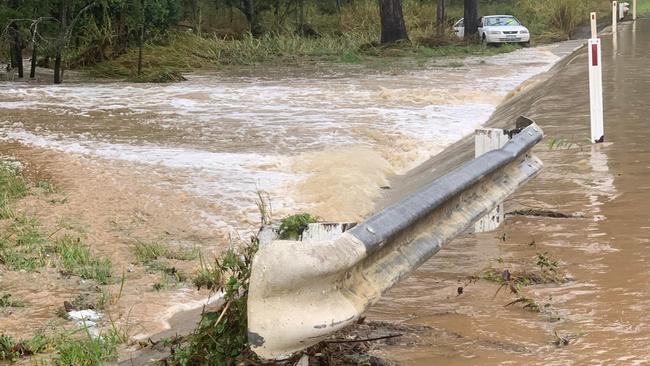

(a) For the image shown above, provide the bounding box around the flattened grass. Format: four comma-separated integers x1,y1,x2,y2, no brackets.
133,242,198,264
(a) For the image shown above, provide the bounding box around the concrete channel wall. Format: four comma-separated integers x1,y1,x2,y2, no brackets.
247,123,545,360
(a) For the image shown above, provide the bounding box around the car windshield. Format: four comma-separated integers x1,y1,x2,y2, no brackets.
484,16,520,26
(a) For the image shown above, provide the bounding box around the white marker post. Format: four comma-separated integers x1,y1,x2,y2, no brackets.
591,12,598,39
612,1,618,34
633,0,637,20
474,128,509,232
588,38,604,143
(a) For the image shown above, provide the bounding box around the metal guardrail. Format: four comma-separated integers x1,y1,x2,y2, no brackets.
247,122,544,360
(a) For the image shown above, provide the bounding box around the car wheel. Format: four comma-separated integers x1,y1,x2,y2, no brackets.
523,40,531,47
482,34,488,46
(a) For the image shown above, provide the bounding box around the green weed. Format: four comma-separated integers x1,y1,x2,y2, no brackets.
192,253,222,291
0,162,28,209
340,50,361,63
55,236,113,285
54,330,121,366
36,180,59,194
0,332,53,361
134,242,198,264
152,266,187,291
0,215,49,272
536,252,559,273
0,293,26,308
133,242,168,264
174,237,259,365
278,213,318,240
547,137,574,150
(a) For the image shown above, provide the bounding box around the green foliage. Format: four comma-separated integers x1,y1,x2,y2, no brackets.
547,137,572,150
0,325,126,364
340,50,361,63
133,242,169,263
0,293,26,308
134,241,199,263
54,329,122,366
535,251,559,273
175,237,259,365
152,266,187,291
0,331,53,361
36,180,59,194
278,213,317,240
638,0,650,15
55,236,113,284
0,162,27,211
0,214,49,272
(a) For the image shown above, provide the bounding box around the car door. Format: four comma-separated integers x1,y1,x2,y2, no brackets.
453,18,464,38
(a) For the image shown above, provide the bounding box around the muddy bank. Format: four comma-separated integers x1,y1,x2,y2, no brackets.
367,19,650,365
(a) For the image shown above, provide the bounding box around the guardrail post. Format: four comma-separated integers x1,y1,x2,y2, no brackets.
474,128,509,232
591,12,598,39
612,1,618,34
588,38,605,143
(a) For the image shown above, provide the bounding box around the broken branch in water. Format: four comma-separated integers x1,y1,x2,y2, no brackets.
324,333,402,344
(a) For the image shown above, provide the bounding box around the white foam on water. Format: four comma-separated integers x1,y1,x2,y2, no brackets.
0,46,561,229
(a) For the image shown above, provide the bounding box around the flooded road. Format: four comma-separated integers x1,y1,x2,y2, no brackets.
368,20,650,365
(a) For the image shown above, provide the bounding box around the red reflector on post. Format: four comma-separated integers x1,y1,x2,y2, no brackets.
592,44,599,66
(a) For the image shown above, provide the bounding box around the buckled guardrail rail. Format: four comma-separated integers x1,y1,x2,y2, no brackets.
248,122,544,360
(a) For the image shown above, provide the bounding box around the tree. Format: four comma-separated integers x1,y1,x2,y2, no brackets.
436,0,445,35
378,0,408,44
53,0,67,84
463,0,478,40
137,0,145,76
7,0,24,78
53,0,99,84
235,0,262,37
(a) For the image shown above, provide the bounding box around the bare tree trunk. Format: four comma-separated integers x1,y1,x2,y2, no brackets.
9,21,24,78
137,0,145,76
54,1,67,84
379,0,408,44
298,0,305,33
30,34,37,78
241,0,262,37
463,0,478,40
436,0,445,35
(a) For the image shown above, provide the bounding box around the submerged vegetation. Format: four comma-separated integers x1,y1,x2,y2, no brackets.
55,236,113,285
1,0,612,82
0,160,127,364
174,236,259,365
0,327,125,364
478,250,567,313
134,241,199,264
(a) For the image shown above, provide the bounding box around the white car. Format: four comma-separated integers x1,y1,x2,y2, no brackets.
453,15,530,45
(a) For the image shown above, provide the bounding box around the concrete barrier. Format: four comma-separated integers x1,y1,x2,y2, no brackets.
247,122,544,360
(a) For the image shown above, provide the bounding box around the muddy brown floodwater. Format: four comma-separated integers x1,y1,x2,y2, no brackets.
1,39,576,346
367,19,650,365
